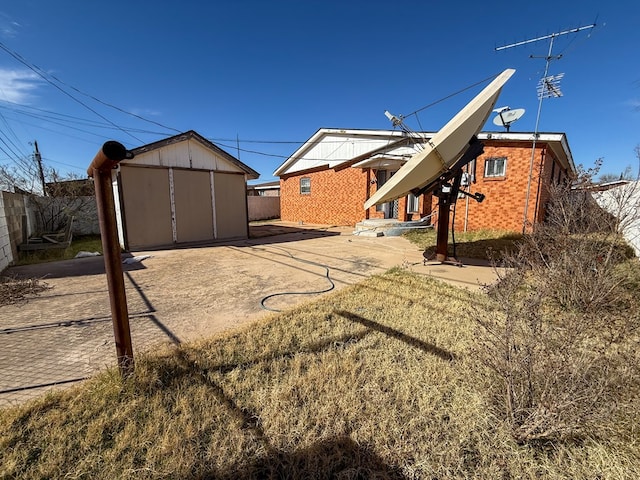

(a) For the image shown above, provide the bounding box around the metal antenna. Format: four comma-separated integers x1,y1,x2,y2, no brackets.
496,23,596,233
384,110,424,151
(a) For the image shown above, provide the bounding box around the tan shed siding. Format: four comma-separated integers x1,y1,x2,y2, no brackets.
173,169,215,243
213,173,248,239
120,166,174,249
280,168,369,226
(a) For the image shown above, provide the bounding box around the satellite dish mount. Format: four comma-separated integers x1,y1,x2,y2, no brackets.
364,68,516,265
412,136,486,265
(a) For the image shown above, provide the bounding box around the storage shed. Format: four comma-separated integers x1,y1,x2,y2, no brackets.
113,130,259,250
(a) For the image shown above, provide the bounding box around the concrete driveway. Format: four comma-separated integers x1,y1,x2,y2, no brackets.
0,222,498,407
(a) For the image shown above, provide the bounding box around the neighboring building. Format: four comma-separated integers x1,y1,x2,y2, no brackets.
592,180,640,257
247,181,281,221
274,128,575,232
247,180,280,196
45,179,95,197
114,130,259,250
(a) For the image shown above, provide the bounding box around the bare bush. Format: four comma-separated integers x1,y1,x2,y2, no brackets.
474,164,640,443
2,163,97,235
0,276,52,306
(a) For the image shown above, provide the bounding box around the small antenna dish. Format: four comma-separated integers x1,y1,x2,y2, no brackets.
492,107,525,132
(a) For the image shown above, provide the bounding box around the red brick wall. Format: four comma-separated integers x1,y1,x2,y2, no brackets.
534,152,568,225
280,167,432,226
280,168,370,225
433,142,553,233
280,141,557,231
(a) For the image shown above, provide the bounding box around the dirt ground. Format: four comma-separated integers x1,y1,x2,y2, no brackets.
0,222,498,406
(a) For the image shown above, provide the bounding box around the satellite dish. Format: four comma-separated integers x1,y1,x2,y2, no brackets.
364,68,515,209
492,107,525,131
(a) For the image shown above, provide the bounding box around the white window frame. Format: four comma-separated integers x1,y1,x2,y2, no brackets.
406,193,419,213
484,157,507,178
300,177,311,195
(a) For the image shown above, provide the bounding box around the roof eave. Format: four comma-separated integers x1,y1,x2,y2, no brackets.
130,130,260,179
273,128,417,177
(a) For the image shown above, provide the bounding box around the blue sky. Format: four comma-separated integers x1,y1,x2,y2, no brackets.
0,1,638,185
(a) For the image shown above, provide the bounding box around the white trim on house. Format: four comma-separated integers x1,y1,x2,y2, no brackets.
274,128,417,177
274,129,575,177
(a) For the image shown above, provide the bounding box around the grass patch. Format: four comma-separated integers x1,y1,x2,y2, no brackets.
1,269,638,479
403,228,522,260
15,235,103,266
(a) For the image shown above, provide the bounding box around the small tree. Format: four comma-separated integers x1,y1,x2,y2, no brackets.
474,162,640,443
1,162,96,235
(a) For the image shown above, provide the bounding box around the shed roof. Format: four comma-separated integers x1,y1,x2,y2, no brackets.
131,130,259,179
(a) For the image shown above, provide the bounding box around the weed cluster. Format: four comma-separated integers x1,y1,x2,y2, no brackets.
474,173,640,443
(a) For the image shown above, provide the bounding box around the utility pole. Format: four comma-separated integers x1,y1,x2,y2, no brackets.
33,140,47,196
496,23,596,233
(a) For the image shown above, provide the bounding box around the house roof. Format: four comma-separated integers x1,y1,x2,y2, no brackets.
247,180,280,190
131,130,259,179
274,128,575,177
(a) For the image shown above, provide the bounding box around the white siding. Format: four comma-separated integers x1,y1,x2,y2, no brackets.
593,181,640,257
285,134,400,174
126,139,242,173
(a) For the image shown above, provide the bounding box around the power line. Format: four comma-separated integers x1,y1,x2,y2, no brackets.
0,110,29,158
41,156,86,172
42,70,182,135
404,72,503,118
0,41,143,144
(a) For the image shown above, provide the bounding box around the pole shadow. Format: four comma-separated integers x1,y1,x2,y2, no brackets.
335,310,455,361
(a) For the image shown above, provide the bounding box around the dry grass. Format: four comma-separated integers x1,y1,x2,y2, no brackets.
1,269,638,479
403,228,522,260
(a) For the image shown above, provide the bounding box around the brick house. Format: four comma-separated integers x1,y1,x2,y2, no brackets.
274,128,575,232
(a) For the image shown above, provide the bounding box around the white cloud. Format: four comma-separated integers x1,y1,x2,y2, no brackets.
0,68,40,103
0,12,20,38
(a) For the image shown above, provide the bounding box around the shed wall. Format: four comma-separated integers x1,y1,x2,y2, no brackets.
119,166,173,249
214,173,248,239
173,169,215,243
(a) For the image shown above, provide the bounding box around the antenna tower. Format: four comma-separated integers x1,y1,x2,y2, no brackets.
496,23,596,233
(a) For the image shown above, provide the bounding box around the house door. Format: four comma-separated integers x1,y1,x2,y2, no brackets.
390,198,399,219
375,170,398,219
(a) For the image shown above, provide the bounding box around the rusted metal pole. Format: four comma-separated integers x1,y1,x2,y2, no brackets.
88,141,135,378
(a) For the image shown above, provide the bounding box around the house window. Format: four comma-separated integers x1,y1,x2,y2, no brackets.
484,157,506,178
300,177,311,194
407,193,419,213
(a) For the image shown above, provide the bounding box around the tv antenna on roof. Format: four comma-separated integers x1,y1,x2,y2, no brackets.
492,106,525,132
495,22,596,233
